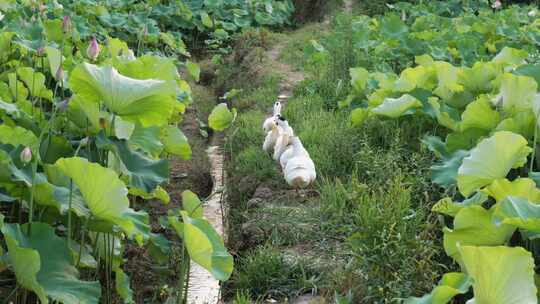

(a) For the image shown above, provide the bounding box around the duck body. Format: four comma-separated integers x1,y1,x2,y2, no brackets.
280,136,308,169
273,118,294,161
284,155,316,188
263,125,281,153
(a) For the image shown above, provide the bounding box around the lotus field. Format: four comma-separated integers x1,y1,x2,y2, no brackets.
3,0,540,303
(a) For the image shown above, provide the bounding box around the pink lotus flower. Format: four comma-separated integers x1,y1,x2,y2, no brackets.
86,36,101,61
62,15,71,33
20,147,32,164
492,0,502,9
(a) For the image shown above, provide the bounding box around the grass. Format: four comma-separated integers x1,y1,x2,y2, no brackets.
277,23,328,70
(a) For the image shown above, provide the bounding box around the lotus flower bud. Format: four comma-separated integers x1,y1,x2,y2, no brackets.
491,0,502,9
55,66,64,81
39,3,46,15
36,47,45,57
20,147,32,164
87,36,101,61
57,98,70,112
529,10,537,17
62,15,71,33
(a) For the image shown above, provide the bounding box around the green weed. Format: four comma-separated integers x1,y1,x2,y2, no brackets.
228,245,319,299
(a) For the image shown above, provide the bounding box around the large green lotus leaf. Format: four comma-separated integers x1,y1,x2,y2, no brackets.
433,192,488,217
40,134,74,164
186,60,200,82
0,98,19,116
0,144,33,184
96,133,168,193
7,73,29,102
495,111,535,139
492,47,528,67
427,98,459,131
350,108,370,127
371,94,422,118
457,131,532,197
107,38,130,59
514,64,540,88
114,267,134,304
182,190,203,219
114,116,135,140
380,14,408,39
493,196,540,233
422,135,450,159
45,46,63,80
128,123,163,156
43,19,63,43
115,55,179,82
208,103,234,131
16,67,53,101
350,67,369,93
2,222,101,304
431,150,470,188
181,211,233,281
54,157,149,241
460,245,536,304
31,172,91,218
446,128,488,153
0,124,38,150
458,62,499,94
496,73,537,114
129,186,170,205
405,272,472,304
0,32,14,62
161,125,191,160
394,65,436,92
69,63,177,126
433,62,464,101
460,95,499,132
482,179,540,204
66,95,103,134
443,206,515,265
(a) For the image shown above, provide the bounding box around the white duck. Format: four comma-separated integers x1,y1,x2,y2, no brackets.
284,141,316,189
262,101,282,132
263,118,280,153
280,136,308,169
273,116,294,161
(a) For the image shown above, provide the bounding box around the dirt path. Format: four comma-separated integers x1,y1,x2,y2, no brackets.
267,44,305,102
187,136,227,304
268,0,352,103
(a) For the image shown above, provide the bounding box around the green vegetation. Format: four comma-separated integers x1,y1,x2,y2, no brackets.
3,0,540,303
0,0,239,302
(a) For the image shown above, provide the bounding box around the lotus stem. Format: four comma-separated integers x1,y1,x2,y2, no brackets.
531,125,538,173
27,158,37,236
67,179,73,248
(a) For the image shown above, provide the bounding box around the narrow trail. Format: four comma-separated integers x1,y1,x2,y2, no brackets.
185,1,354,302
187,135,227,304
